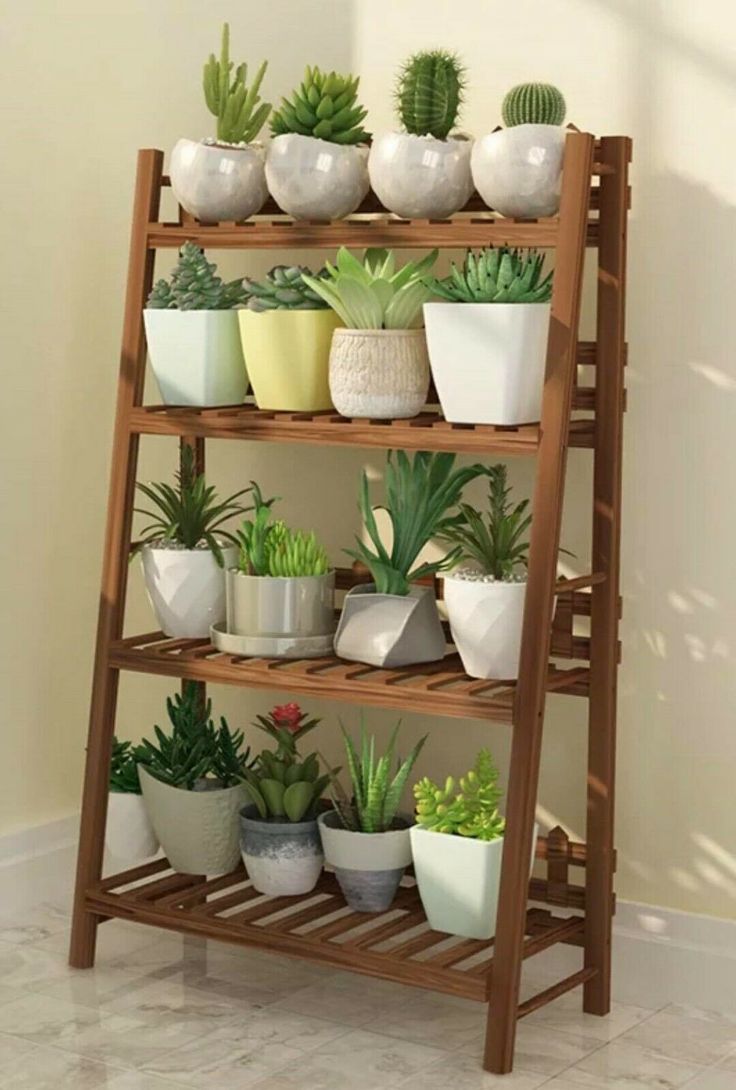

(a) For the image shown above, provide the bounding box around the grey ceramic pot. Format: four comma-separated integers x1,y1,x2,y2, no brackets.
333,583,446,667
318,811,412,913
240,804,323,896
226,570,335,638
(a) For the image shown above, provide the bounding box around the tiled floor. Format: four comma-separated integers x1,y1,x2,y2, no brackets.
0,902,735,1089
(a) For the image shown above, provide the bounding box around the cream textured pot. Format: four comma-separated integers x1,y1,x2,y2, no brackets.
443,575,527,680
240,805,323,896
141,544,237,639
144,310,248,407
266,134,369,220
334,583,446,668
329,328,429,419
368,132,474,219
318,811,412,912
238,309,341,411
471,125,565,219
423,302,550,425
225,570,335,638
106,793,159,863
169,138,268,223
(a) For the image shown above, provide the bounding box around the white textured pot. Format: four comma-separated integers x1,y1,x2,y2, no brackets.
141,544,237,639
334,583,446,668
443,575,526,680
410,823,538,940
318,811,412,912
266,133,369,220
169,138,268,223
369,132,474,219
329,328,429,419
144,310,248,408
423,301,550,425
240,805,323,896
471,125,565,218
139,767,247,875
225,570,335,638
106,792,159,863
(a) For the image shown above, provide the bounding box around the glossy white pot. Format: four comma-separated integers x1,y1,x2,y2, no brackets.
471,125,565,219
106,792,159,863
266,133,369,220
225,569,335,638
144,310,248,407
141,544,237,639
443,575,526,680
423,301,550,425
368,132,473,219
329,328,429,419
169,138,268,223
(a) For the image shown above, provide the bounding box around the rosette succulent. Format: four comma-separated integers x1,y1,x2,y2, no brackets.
271,66,369,145
426,247,552,304
243,265,330,311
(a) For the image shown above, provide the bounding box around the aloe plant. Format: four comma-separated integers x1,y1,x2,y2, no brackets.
439,464,531,580
426,247,552,304
414,748,505,840
203,23,271,144
147,242,248,310
242,704,330,823
110,739,141,794
271,66,369,145
234,484,329,577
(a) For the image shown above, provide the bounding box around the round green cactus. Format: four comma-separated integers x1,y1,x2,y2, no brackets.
501,82,566,127
396,49,466,140
270,66,369,145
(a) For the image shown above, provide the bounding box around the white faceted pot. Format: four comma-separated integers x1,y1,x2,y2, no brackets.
423,301,550,425
266,133,369,220
106,792,159,863
329,328,429,419
369,132,474,219
226,570,335,638
169,138,268,223
144,310,248,408
141,544,237,639
443,575,527,680
334,583,446,668
471,125,565,219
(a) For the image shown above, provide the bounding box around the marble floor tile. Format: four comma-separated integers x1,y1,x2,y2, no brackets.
0,903,70,947
272,969,416,1027
557,1038,706,1088
104,1073,195,1090
37,923,178,964
504,1022,603,1076
680,1069,736,1090
33,966,170,1010
621,1005,736,1067
523,990,657,1042
0,940,80,989
362,989,486,1049
0,993,133,1047
395,1046,550,1089
0,1032,120,1090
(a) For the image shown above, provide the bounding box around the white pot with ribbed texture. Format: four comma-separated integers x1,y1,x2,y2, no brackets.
266,134,369,220
144,309,248,407
443,574,527,680
169,138,268,224
106,793,159,863
471,125,565,218
141,544,237,639
369,132,474,219
329,329,429,419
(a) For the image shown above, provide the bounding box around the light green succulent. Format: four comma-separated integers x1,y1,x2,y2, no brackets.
271,66,369,145
203,23,271,144
243,265,330,311
235,484,329,577
426,247,552,304
414,749,505,841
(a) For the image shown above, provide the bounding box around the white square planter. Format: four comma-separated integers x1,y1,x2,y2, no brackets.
143,309,248,407
443,575,526,680
423,302,551,425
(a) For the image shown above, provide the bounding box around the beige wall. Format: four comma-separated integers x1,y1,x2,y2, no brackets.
2,0,735,921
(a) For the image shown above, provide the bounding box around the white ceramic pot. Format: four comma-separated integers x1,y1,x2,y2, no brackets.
169,138,268,223
106,792,159,863
318,811,412,912
329,328,429,419
443,575,526,680
410,823,539,940
368,132,474,219
225,570,335,638
141,544,237,639
423,301,550,425
471,125,565,219
266,133,369,220
334,583,446,668
144,310,248,408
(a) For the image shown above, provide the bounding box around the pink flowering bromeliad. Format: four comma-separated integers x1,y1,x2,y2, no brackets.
253,702,321,760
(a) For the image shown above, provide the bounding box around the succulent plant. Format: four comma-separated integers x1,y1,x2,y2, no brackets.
242,704,330,823
243,265,330,312
426,247,552,304
501,82,566,128
270,66,369,145
110,739,141,794
202,22,271,144
414,748,505,840
395,49,466,140
439,464,531,580
147,242,248,310
234,483,329,577
253,703,322,761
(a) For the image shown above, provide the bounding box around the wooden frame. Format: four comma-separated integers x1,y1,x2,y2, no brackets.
69,132,630,1075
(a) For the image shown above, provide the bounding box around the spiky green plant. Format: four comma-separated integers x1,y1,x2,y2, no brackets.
147,242,248,310
414,749,505,840
110,739,141,794
426,247,552,304
234,484,329,577
241,704,330,823
243,265,330,311
270,66,369,145
502,82,566,127
202,23,271,144
395,49,466,140
439,464,531,580
267,528,329,577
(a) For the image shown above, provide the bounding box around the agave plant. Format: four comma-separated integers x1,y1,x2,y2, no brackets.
243,265,330,311
439,464,531,580
414,748,505,841
426,247,552,304
147,242,248,311
271,66,369,145
109,739,141,794
202,23,271,145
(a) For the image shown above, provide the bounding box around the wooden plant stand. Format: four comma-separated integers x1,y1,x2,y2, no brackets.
69,132,630,1074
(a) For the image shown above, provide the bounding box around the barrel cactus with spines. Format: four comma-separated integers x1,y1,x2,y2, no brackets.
243,265,330,311
501,82,566,127
396,49,466,140
270,66,369,145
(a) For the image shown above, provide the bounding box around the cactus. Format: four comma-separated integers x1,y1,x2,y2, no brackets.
203,23,271,144
501,82,566,127
242,704,330,823
147,242,248,310
243,265,330,311
270,66,369,145
235,484,330,577
414,749,505,841
426,247,552,304
395,49,466,140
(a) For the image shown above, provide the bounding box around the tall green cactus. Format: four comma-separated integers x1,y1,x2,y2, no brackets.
501,82,566,127
203,23,271,144
396,50,466,140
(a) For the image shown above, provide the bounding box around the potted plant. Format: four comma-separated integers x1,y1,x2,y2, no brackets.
136,684,252,875
302,247,437,419
169,23,271,224
238,265,341,411
411,749,538,939
266,66,370,220
133,447,251,638
423,246,553,425
319,720,426,912
334,450,485,667
439,465,531,680
106,739,159,863
240,703,331,895
471,82,567,219
369,50,473,219
144,241,249,407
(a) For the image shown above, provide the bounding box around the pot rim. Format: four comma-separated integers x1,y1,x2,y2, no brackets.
142,540,237,555
410,823,506,848
143,307,241,318
441,571,528,586
423,301,551,311
138,766,245,798
479,123,565,137
226,568,336,582
344,581,434,601
270,131,369,152
240,803,320,834
333,327,426,338
373,130,473,146
318,810,413,836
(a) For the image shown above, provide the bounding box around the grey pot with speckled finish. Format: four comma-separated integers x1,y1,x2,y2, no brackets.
240,804,323,896
318,810,412,913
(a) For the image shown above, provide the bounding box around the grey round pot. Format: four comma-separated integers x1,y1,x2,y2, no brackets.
226,570,335,638
333,583,446,667
240,804,323,896
318,810,412,913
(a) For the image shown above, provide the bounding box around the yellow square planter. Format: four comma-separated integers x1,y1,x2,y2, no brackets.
238,309,342,411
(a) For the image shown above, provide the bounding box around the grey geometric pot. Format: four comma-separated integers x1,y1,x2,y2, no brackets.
240,804,323,896
318,811,412,913
225,569,335,638
334,583,446,667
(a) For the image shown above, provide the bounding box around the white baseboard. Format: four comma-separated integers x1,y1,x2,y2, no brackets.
0,815,79,914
